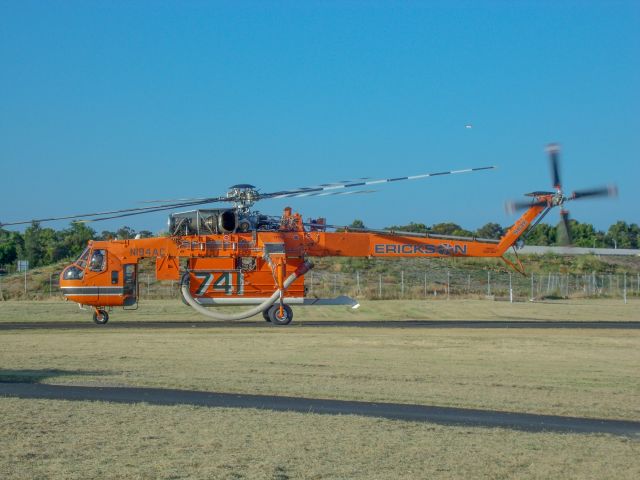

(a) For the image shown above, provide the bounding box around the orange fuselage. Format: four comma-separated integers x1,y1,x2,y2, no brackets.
59,202,545,309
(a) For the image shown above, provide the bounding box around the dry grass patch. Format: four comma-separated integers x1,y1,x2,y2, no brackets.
1,327,639,420
1,398,639,480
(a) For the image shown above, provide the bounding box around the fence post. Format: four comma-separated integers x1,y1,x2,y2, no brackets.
147,274,151,298
378,274,382,298
24,269,27,297
333,274,337,295
447,270,450,300
356,271,361,295
509,272,513,303
487,271,491,296
50,273,53,297
623,272,627,304
530,274,534,300
467,274,471,293
424,273,427,297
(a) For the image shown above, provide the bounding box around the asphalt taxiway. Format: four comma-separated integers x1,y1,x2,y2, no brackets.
1,382,639,437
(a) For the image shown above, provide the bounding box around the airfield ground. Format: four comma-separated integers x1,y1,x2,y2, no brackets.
1,299,639,478
0,297,639,323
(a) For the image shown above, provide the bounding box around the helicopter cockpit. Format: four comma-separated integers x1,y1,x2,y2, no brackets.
62,247,107,280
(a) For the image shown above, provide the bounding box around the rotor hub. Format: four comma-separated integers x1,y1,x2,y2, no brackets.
227,185,260,211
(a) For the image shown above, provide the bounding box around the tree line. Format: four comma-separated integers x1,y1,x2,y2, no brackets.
1,219,639,270
0,223,154,269
368,219,640,249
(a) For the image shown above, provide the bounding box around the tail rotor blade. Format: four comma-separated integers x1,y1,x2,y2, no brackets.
505,199,548,214
559,210,573,245
547,143,562,190
571,185,618,200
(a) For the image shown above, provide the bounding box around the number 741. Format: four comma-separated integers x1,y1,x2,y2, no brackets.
193,272,244,295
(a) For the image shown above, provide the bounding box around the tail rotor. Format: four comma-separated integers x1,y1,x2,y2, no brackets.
506,143,617,245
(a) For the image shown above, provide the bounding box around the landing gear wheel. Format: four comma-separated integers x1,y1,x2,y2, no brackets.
93,309,109,325
262,309,271,322
268,304,293,326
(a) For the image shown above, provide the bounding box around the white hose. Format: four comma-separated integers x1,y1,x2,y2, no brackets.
180,261,313,321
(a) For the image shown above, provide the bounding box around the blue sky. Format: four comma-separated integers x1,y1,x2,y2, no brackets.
1,1,638,233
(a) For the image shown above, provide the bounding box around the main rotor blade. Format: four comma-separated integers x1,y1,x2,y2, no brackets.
547,143,561,190
139,197,213,204
570,185,618,200
296,177,372,190
260,165,496,200
0,197,225,227
558,210,573,245
274,189,377,199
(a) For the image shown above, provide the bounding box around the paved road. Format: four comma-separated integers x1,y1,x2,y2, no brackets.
0,320,639,330
1,382,638,437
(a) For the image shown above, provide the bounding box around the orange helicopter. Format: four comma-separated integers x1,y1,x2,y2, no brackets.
1,144,616,325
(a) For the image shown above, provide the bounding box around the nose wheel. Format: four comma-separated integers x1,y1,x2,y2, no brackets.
93,309,109,325
266,304,293,325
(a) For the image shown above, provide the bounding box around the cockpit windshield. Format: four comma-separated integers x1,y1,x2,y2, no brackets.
76,247,91,268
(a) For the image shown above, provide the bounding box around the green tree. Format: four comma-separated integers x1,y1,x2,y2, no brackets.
349,219,366,229
475,222,504,240
21,222,46,267
606,221,635,249
99,230,117,240
385,222,428,233
0,229,22,266
567,221,597,247
116,226,136,239
38,227,59,264
525,223,556,246
431,222,473,237
61,222,96,258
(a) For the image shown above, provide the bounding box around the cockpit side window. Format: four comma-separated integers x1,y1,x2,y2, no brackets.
76,247,91,268
89,249,107,272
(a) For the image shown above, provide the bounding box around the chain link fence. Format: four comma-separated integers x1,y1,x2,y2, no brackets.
306,269,640,303
1,268,638,302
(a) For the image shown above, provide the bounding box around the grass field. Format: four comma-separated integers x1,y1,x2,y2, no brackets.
0,297,639,323
2,326,639,420
1,398,638,480
1,300,639,478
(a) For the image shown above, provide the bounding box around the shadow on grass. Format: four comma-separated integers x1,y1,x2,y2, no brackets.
0,369,109,384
